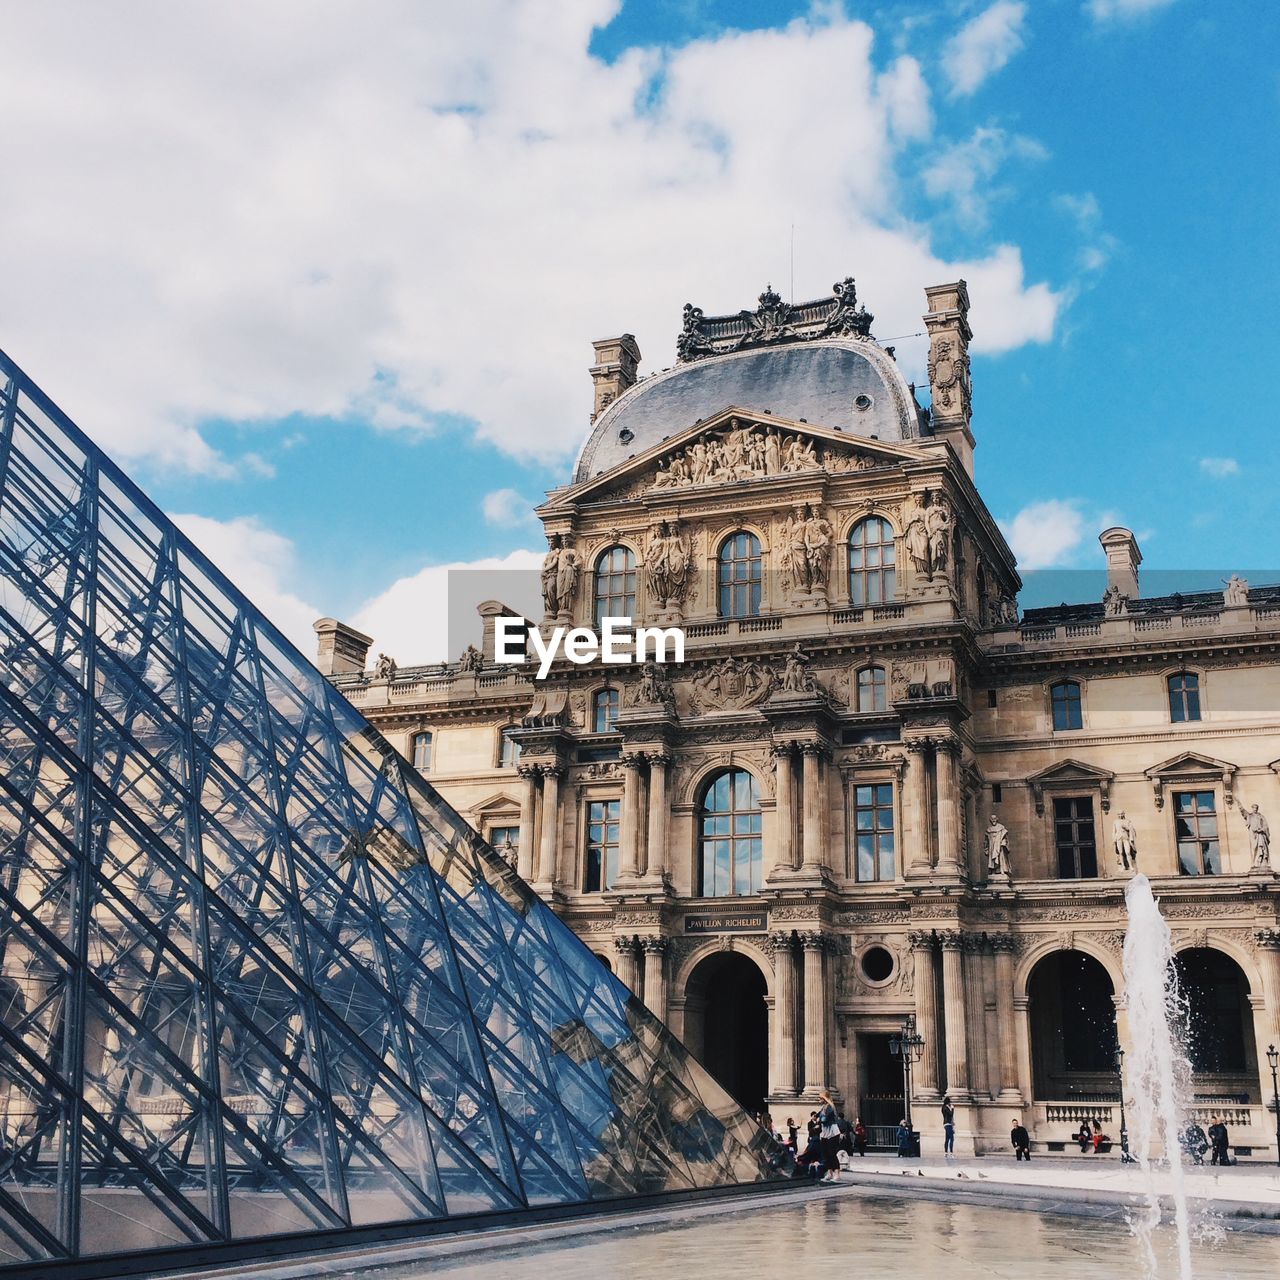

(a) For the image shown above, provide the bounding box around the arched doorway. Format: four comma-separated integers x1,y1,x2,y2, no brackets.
1173,948,1258,1101
684,951,768,1113
1028,951,1118,1099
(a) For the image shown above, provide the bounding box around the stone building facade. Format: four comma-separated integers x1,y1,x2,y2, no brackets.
318,279,1280,1156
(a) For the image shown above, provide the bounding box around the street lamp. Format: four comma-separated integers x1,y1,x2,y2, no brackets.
889,1013,926,1153
1267,1044,1279,1170
1114,1045,1136,1164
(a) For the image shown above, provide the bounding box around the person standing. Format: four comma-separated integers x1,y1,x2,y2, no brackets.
1011,1118,1031,1161
941,1096,956,1156
1208,1114,1230,1166
853,1118,868,1157
817,1091,842,1183
897,1118,912,1157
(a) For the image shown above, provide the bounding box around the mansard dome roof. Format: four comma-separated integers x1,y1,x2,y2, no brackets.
574,281,926,483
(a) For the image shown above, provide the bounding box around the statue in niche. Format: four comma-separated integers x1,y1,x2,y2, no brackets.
905,493,952,580
904,503,931,576
1113,811,1138,872
555,546,581,614
804,505,835,592
925,499,951,575
784,511,811,593
643,521,691,609
1243,804,1271,870
1223,574,1249,608
635,660,675,712
985,814,1011,877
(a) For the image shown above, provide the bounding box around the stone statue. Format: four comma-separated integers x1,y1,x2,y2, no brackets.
925,500,951,575
638,419,847,490
904,503,930,577
803,505,835,592
555,546,581,614
1243,804,1271,869
541,534,564,615
635,659,675,711
644,521,690,609
496,834,517,868
1103,583,1127,616
780,643,818,694
1223,574,1249,608
459,644,483,674
1113,810,1138,871
373,652,397,681
985,814,1011,877
784,511,811,593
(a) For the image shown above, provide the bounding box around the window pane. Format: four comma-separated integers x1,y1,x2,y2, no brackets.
699,768,762,896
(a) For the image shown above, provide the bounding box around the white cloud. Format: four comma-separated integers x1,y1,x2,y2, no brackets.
923,127,1048,228
353,549,545,665
1086,0,1179,21
481,487,537,528
943,2,1027,97
0,3,1062,475
1199,456,1239,478
170,512,322,652
1000,499,1089,569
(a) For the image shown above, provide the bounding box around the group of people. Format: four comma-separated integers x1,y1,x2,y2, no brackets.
756,1093,869,1182
1181,1115,1234,1166
1074,1118,1112,1153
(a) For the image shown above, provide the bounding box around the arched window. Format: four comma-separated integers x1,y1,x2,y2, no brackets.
848,516,896,606
593,687,620,733
411,730,432,771
718,532,762,618
594,545,636,625
699,769,763,896
499,727,521,767
1050,680,1083,731
856,665,887,713
1168,672,1201,723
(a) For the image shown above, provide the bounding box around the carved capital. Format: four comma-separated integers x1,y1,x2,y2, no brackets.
620,751,647,771
641,935,670,956
798,930,827,953
1255,928,1280,952
645,751,674,770
765,931,797,958
908,930,937,951
988,934,1019,955
613,934,641,957
769,740,796,759
799,741,829,760
936,930,965,951
516,763,542,780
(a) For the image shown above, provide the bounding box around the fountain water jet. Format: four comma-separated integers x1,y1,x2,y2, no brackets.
1123,872,1194,1279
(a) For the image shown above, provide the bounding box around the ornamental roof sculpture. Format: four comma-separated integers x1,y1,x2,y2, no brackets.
676,278,875,363
0,349,774,1272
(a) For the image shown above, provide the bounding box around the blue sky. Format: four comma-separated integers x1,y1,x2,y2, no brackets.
1,0,1276,660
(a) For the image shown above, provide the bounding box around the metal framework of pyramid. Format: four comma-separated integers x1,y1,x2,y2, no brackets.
0,351,774,1271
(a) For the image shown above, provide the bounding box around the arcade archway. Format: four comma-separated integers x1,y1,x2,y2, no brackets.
1028,950,1118,1099
1173,947,1258,1100
683,951,769,1113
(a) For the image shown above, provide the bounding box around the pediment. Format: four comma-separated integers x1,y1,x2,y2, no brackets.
470,793,521,816
544,407,925,510
1145,752,1237,809
1027,758,1115,814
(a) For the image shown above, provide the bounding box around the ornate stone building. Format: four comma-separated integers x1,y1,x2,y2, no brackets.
318,279,1280,1156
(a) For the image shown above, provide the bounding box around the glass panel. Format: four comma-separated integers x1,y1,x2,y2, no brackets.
0,355,777,1268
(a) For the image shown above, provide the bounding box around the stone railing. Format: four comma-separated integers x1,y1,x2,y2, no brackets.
989,605,1280,652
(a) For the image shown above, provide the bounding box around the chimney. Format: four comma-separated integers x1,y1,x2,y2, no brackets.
1099,528,1142,600
589,334,640,422
477,599,528,663
313,617,374,676
923,280,974,476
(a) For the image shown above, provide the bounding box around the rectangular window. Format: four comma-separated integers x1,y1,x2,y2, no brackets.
499,729,521,767
991,782,1003,804
1051,682,1083,731
1053,796,1097,879
411,731,432,771
853,783,895,882
489,824,519,862
584,799,621,892
1174,790,1220,875
1168,673,1201,723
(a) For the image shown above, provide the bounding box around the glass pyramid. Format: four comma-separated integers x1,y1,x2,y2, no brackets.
0,351,774,1269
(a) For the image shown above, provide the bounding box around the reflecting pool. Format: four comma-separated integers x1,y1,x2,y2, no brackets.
338,1192,1279,1280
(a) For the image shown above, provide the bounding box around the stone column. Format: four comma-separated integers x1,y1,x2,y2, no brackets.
1012,994,1034,1106
535,765,562,889
767,932,798,1096
964,935,991,1098
991,935,1022,1100
800,744,826,872
910,931,940,1097
614,934,642,996
516,764,539,882
904,741,932,876
800,931,829,1092
642,937,668,1021
934,740,963,877
939,931,970,1100
770,743,796,876
644,753,671,881
1256,930,1280,1050
618,752,645,880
